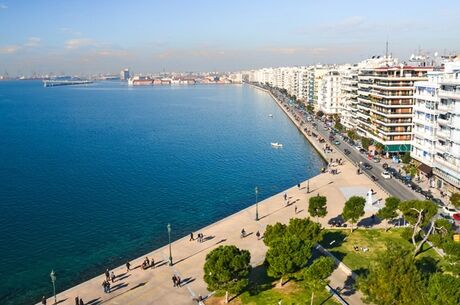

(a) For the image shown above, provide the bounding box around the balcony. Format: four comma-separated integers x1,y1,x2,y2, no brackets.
438,90,460,99
438,117,453,125
438,102,455,112
437,129,451,140
412,116,436,126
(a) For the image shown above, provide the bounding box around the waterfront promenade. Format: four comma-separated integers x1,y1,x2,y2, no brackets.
39,87,386,305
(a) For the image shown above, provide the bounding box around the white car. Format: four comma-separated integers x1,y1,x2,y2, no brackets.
381,171,391,179
442,206,459,216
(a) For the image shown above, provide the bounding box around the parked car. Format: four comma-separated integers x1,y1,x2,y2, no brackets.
442,206,458,216
432,198,444,207
355,145,363,151
334,140,340,145
359,148,367,154
372,157,381,163
453,213,460,221
344,149,351,155
381,171,391,179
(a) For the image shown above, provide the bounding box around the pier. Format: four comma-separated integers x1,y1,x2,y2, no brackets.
43,80,93,87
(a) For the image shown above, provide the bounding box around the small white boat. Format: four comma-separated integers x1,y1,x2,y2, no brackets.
268,114,273,117
271,142,283,148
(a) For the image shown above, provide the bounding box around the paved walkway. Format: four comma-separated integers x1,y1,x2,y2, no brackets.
40,87,385,305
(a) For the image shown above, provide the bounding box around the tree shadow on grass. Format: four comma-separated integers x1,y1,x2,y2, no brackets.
320,230,347,249
246,264,277,296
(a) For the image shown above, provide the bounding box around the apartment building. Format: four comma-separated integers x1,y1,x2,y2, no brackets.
317,70,341,115
412,61,460,193
356,58,432,155
339,65,358,129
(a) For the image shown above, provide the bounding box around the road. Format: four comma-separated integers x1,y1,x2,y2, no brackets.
270,90,422,202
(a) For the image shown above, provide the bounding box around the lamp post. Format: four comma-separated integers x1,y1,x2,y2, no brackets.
50,270,57,305
255,186,259,221
167,223,173,266
307,179,310,194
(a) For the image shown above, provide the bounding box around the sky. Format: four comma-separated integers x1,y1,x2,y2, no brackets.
1,0,459,75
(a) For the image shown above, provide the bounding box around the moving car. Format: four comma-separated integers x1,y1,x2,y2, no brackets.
362,162,373,170
381,171,391,179
344,149,351,155
333,140,340,145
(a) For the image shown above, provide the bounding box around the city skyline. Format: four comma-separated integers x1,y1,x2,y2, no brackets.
1,0,460,75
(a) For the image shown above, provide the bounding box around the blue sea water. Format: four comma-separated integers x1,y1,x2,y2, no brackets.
0,81,325,304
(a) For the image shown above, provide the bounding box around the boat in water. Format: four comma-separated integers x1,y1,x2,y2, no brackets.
271,142,283,148
268,114,273,117
43,79,93,87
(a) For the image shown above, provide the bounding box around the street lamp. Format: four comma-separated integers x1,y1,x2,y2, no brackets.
50,270,57,305
307,179,310,194
167,223,173,266
255,186,259,221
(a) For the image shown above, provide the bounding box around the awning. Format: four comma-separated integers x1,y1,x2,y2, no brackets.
383,144,412,152
418,163,433,176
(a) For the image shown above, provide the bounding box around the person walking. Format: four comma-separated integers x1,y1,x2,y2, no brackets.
41,296,47,305
189,232,194,241
126,261,131,272
111,271,116,283
176,275,181,287
79,298,84,305
151,257,155,268
294,205,298,214
284,193,287,201
256,231,261,240
75,296,79,305
172,275,177,287
240,228,246,238
105,269,110,282
106,281,111,293
102,280,107,293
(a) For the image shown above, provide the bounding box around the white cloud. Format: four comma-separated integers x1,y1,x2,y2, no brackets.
24,37,41,47
0,4,7,9
0,45,21,54
65,38,96,49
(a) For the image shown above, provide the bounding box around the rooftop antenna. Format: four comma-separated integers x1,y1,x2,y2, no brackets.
385,37,389,59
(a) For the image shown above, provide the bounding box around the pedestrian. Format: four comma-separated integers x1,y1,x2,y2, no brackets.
126,261,131,272
151,257,155,268
105,269,110,281
189,232,194,241
240,228,246,238
256,231,261,240
176,275,181,287
284,193,287,201
79,298,84,305
111,271,116,283
106,281,111,293
295,205,298,214
75,296,79,305
172,275,177,287
102,280,107,293
297,183,300,189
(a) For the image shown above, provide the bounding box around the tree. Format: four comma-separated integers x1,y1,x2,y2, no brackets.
427,273,460,305
342,196,365,232
301,256,336,305
450,192,460,208
286,218,322,244
375,142,385,153
266,235,313,285
358,244,427,305
263,222,287,247
308,195,328,223
347,130,358,140
401,151,412,164
203,245,251,303
376,196,400,231
399,200,438,256
361,137,372,151
306,104,314,113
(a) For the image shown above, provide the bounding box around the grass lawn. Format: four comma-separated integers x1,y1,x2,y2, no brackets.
206,264,338,305
319,228,444,275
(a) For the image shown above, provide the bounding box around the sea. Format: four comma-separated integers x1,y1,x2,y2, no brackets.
0,81,325,304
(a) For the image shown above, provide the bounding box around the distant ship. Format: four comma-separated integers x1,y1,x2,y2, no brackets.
271,142,283,148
